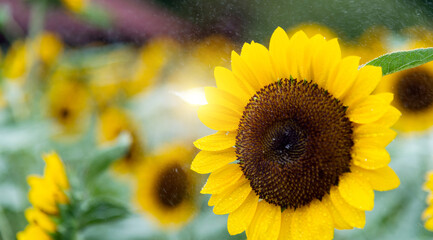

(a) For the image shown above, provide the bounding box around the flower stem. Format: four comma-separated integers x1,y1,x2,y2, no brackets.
0,206,13,240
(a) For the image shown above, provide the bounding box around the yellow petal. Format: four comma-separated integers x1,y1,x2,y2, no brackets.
269,27,290,80
227,191,259,235
423,205,433,220
27,176,67,214
191,148,237,174
327,56,360,99
204,87,245,115
343,65,382,106
300,34,326,81
232,50,262,92
351,166,400,191
43,152,69,190
322,195,353,230
424,172,433,191
290,199,334,240
201,164,244,194
193,131,236,151
213,179,252,214
16,224,52,240
347,93,393,124
241,42,277,87
338,173,374,211
425,218,433,231
198,104,241,131
246,201,281,240
330,187,366,228
352,145,390,170
277,208,294,240
287,31,308,80
311,38,341,88
25,208,56,233
208,177,246,206
371,106,401,128
353,124,397,148
214,66,252,104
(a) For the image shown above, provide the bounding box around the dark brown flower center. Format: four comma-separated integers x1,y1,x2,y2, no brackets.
59,107,70,120
236,79,353,209
155,163,188,208
395,69,433,112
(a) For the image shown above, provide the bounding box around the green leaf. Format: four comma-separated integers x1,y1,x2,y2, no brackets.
84,132,131,183
79,199,129,228
365,47,433,76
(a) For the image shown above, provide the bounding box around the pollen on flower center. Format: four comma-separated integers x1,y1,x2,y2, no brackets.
155,163,188,208
395,69,433,112
236,78,354,209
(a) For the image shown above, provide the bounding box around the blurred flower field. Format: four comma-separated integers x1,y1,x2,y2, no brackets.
2,0,433,240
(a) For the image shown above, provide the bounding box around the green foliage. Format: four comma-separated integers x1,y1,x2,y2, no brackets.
79,199,129,228
83,132,131,184
365,48,433,76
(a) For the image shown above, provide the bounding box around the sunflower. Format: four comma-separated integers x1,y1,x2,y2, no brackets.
375,35,433,132
47,69,90,133
423,171,433,231
17,152,69,240
191,27,401,239
135,145,197,227
98,106,145,173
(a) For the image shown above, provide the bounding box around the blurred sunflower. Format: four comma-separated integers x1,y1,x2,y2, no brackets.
192,27,400,239
423,171,433,231
36,32,64,67
342,26,389,64
17,152,69,240
47,69,90,133
2,32,63,83
98,106,145,173
135,145,197,227
2,40,27,81
62,0,87,13
88,48,135,108
124,38,179,97
375,34,433,132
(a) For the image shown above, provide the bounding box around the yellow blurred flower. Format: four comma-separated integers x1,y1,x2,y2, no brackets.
375,29,433,132
47,69,90,132
17,224,52,240
88,48,135,108
62,0,87,13
135,145,197,227
36,32,63,66
2,40,27,80
124,38,179,96
342,26,389,64
17,152,70,240
98,106,145,173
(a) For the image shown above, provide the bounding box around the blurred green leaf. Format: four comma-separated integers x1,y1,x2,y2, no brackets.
365,47,433,76
81,2,112,28
79,199,129,228
0,5,10,28
84,132,131,183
